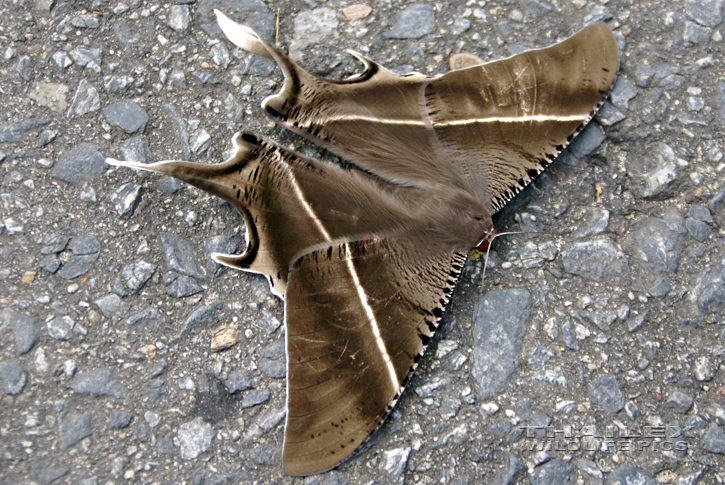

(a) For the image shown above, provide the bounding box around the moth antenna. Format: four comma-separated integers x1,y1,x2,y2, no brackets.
478,229,537,282
481,234,494,283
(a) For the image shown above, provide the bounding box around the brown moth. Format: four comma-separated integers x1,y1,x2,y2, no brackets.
108,11,618,476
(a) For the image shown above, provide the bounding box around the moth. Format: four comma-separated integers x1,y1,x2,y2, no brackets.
108,11,618,476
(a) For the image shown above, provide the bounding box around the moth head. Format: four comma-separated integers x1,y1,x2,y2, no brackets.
476,229,499,253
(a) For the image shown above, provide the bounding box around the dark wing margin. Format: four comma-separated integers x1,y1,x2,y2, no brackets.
283,239,466,475
424,22,619,212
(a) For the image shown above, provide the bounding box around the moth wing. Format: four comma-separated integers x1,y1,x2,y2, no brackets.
217,12,617,210
215,10,463,192
283,238,466,475
107,132,414,297
424,22,619,211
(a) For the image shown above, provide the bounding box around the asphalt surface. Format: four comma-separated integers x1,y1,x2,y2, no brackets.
1,0,725,484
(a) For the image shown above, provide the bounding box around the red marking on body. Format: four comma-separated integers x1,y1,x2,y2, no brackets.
476,229,499,252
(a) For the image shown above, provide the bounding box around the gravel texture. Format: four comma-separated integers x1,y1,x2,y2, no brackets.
1,0,725,483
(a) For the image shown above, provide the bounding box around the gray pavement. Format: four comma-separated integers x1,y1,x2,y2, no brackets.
1,0,725,483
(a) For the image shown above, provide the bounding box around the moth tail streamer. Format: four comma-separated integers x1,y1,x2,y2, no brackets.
214,10,273,59
105,133,261,275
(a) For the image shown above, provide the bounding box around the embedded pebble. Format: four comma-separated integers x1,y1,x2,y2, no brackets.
415,376,449,399
579,310,617,332
66,79,100,119
685,0,724,27
40,234,70,255
46,315,75,340
109,411,133,429
168,5,191,32
225,369,253,394
165,274,203,298
595,101,626,126
94,294,124,319
573,459,602,480
3,218,23,234
69,47,101,72
169,69,186,88
10,55,30,82
385,4,435,39
628,210,687,274
689,204,713,222
121,260,155,291
39,255,61,273
379,447,411,483
160,233,206,280
701,422,725,453
250,443,277,465
29,82,69,113
145,411,160,428
59,412,92,449
0,361,27,395
665,390,694,413
120,136,149,164
627,313,646,333
125,307,164,327
657,67,685,92
110,183,142,218
103,100,150,134
80,187,97,202
606,465,655,485
635,142,678,198
493,453,525,484
259,357,286,379
104,74,134,93
343,4,373,22
70,368,127,399
178,417,213,460
572,207,610,239
0,119,51,143
210,325,237,351
2,310,39,355
52,51,73,70
471,289,530,399
157,176,180,194
51,144,106,184
69,235,100,255
241,389,271,408
530,459,572,485
33,467,69,484
258,309,282,335
624,401,641,421
588,374,623,413
527,344,553,369
182,303,221,334
162,104,191,159
610,77,638,110
685,217,710,241
694,355,716,381
649,277,671,297
57,254,98,280
561,239,629,282
289,8,339,61
262,340,285,360
211,43,231,69
190,129,211,154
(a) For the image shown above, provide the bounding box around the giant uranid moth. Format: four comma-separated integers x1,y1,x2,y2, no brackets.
108,11,618,476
